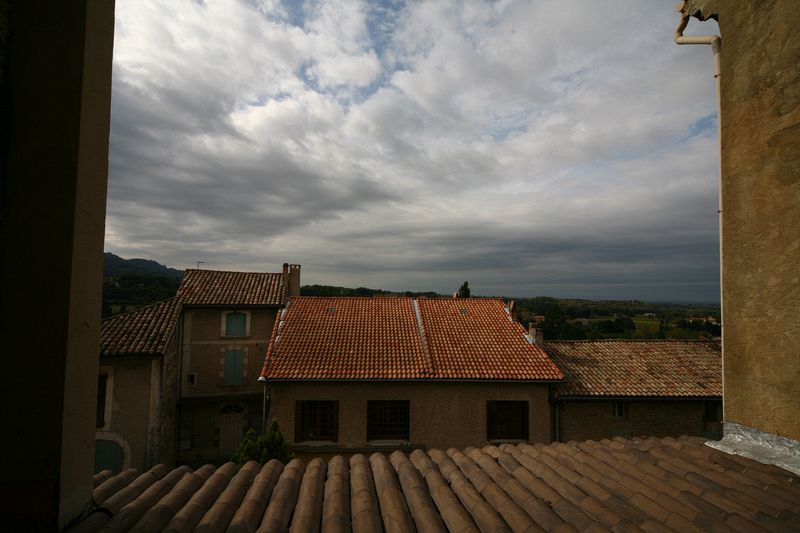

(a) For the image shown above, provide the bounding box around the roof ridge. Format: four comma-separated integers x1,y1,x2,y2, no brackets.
183,268,283,275
101,295,181,323
261,301,290,379
411,299,436,376
546,339,719,343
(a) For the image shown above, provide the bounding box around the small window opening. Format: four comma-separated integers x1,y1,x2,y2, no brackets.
612,402,629,420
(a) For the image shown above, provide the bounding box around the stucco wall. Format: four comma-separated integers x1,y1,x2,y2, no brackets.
268,381,552,451
181,308,277,397
102,357,154,471
682,0,800,440
159,331,181,466
557,400,721,442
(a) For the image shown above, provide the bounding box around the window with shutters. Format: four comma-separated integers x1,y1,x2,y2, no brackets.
296,400,338,442
225,311,247,336
224,350,244,385
486,400,529,441
367,400,410,441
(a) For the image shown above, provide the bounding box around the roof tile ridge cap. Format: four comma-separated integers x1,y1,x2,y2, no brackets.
101,295,181,323
261,302,290,379
411,299,436,376
157,296,184,354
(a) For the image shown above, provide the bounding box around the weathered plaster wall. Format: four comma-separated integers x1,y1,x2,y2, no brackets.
181,308,277,396
558,400,721,442
682,0,800,440
106,357,154,471
269,381,552,451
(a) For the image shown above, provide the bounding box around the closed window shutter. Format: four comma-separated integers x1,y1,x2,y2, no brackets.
226,312,246,336
224,350,244,385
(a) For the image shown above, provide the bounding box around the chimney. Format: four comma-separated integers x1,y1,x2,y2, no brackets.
286,263,301,297
529,323,544,346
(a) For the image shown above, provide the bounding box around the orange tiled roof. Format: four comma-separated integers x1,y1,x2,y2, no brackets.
78,436,800,532
261,297,564,381
546,340,721,398
178,268,285,306
100,297,181,356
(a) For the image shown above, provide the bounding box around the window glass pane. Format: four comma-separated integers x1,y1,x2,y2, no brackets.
224,350,244,385
226,312,246,336
297,401,338,441
367,400,410,441
487,401,528,440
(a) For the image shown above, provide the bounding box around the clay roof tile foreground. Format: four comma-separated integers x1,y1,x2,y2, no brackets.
178,269,286,306
100,297,182,356
262,297,564,381
546,340,722,398
72,436,800,532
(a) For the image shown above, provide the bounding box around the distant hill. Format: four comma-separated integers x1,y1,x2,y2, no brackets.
104,252,184,280
102,253,183,317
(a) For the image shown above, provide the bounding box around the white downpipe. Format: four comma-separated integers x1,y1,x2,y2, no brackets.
674,8,725,422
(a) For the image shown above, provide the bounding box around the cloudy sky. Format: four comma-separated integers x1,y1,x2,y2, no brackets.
106,0,721,302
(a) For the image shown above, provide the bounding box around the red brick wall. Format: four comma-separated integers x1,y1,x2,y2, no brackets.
558,400,721,442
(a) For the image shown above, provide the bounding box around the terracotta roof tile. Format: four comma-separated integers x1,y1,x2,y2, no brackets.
545,340,721,397
100,297,181,356
74,436,800,532
178,269,286,306
262,297,563,381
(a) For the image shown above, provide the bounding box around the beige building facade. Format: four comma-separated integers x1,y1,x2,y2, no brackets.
96,297,182,473
175,266,299,464
681,0,800,443
269,381,553,455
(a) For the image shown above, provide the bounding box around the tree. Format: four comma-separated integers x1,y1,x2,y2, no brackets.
457,281,470,298
231,420,294,465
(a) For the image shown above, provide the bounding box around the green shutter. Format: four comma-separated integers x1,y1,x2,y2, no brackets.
224,350,244,385
226,312,246,336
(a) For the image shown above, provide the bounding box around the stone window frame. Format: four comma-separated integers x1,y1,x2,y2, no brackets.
220,310,251,337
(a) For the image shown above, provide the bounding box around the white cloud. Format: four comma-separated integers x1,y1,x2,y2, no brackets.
106,0,721,301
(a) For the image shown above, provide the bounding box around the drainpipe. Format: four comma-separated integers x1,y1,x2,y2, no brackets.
674,6,725,423
258,376,268,433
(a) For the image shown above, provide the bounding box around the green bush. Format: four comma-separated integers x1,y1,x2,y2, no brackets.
231,419,294,465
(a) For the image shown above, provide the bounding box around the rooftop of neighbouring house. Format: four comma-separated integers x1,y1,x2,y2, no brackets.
177,268,287,306
545,339,722,398
75,435,800,532
100,297,182,356
261,296,564,381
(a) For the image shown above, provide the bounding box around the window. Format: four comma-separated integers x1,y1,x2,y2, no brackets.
367,400,410,441
226,311,247,336
296,400,338,442
224,350,244,385
187,373,196,386
703,401,721,422
96,374,108,428
487,401,529,441
612,402,629,420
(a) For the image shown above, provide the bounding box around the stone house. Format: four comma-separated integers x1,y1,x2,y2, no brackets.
260,296,565,454
546,340,722,442
175,264,300,464
97,297,182,472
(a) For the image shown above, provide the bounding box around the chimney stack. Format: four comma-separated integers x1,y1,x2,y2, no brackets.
285,263,301,297
529,323,544,346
